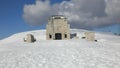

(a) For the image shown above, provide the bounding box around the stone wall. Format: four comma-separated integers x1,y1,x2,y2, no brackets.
84,32,95,41
46,15,70,40
24,34,36,43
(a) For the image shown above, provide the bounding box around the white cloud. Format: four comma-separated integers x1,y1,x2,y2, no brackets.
23,0,53,25
23,0,120,29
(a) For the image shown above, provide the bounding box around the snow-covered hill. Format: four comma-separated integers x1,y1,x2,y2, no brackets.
0,29,120,68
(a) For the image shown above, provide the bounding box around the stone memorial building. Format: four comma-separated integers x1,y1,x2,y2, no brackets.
46,15,70,40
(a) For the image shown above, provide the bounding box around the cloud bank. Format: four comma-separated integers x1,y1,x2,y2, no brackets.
23,0,53,25
23,0,120,29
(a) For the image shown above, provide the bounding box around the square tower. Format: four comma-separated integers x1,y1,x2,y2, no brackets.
46,15,70,40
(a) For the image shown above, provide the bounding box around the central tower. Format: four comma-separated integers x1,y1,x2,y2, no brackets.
46,15,70,40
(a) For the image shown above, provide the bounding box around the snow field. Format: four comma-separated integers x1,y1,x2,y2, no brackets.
0,29,120,68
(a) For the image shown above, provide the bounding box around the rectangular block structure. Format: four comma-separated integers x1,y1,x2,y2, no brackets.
46,15,70,40
84,32,95,41
24,34,36,43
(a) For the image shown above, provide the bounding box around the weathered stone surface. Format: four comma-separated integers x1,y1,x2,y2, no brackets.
24,34,36,43
84,32,95,41
46,15,70,40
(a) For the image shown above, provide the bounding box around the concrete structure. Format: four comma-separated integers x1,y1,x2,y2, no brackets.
24,34,36,43
84,32,95,41
46,15,70,40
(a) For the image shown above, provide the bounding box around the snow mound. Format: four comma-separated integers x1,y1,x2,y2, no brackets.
0,29,120,68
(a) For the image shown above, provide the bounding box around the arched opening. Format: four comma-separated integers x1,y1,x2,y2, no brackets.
55,33,62,40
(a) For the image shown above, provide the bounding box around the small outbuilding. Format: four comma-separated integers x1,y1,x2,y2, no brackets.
84,32,95,41
24,34,36,43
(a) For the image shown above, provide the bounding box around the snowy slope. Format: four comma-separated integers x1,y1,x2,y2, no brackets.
0,29,120,68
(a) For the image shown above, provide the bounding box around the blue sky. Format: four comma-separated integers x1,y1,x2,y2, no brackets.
0,0,119,40
0,0,63,39
93,24,120,34
0,0,35,39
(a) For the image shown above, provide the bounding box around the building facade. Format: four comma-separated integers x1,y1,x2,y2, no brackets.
46,15,70,40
